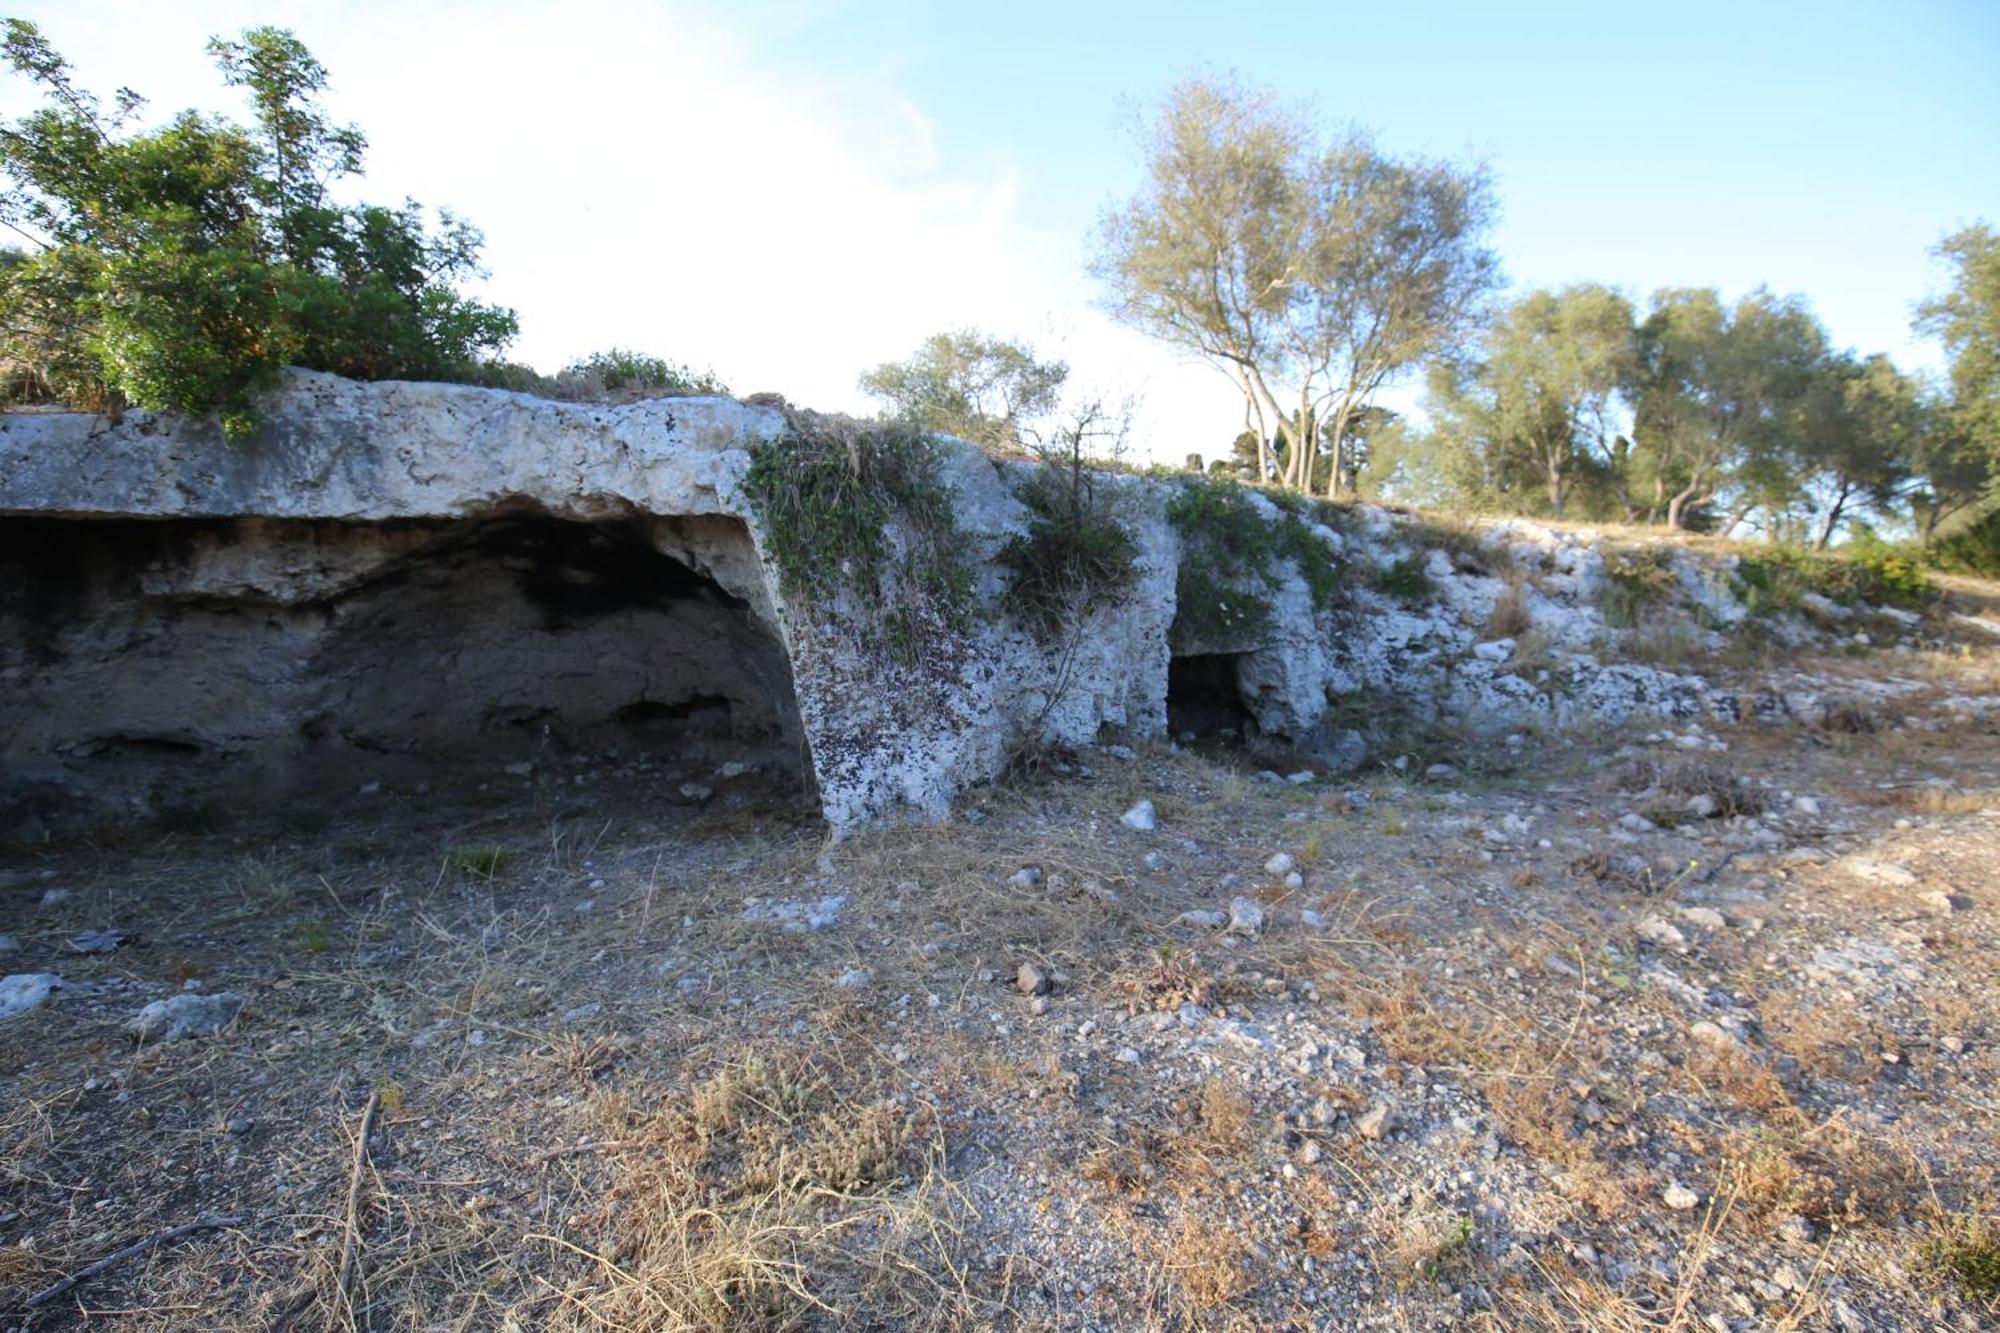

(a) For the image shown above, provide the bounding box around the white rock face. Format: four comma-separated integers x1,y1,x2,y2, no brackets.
0,371,1913,832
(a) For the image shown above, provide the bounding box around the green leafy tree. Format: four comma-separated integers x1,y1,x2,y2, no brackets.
1787,353,1917,547
1905,401,1990,546
1627,288,1825,529
1913,224,2000,534
1427,285,1635,517
858,329,1068,452
0,20,516,435
1094,74,1498,496
1916,224,2000,469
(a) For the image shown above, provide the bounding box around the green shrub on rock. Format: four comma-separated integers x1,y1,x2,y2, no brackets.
0,22,516,435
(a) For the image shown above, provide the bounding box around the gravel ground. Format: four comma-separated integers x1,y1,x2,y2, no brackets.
1,637,1996,1331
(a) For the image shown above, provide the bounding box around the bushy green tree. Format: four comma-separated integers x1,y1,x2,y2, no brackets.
1786,354,1917,547
858,329,1067,453
1917,224,2000,467
1424,285,1635,517
0,21,515,435
1913,224,1999,539
1627,288,1825,529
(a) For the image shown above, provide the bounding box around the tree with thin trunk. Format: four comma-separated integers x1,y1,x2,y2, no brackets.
1788,353,1916,548
1628,288,1824,530
1431,285,1634,517
1092,74,1498,496
1914,223,2000,527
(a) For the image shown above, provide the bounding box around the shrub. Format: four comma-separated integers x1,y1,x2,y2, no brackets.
446,844,510,878
0,23,516,435
1167,477,1344,647
739,413,975,658
1598,548,1679,627
1737,543,1935,614
997,467,1139,638
1928,509,2000,579
1374,554,1435,605
494,348,729,404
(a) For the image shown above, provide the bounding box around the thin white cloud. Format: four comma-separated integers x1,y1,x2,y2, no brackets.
2,0,1251,463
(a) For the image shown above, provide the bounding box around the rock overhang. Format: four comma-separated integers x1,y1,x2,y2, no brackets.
0,370,1907,836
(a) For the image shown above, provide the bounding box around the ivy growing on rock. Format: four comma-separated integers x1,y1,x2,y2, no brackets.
1166,477,1345,648
740,413,975,660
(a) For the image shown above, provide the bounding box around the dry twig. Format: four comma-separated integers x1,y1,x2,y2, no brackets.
27,1214,246,1309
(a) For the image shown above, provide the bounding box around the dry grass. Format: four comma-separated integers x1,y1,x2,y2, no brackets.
1485,577,1534,639
3,637,1998,1330
1613,758,1769,819
1894,784,2000,815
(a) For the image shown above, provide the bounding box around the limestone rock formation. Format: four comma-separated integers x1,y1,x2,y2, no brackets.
0,370,1922,835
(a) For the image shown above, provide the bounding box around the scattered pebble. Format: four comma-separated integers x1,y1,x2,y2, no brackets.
0,973,61,1021
1119,800,1157,832
127,991,245,1042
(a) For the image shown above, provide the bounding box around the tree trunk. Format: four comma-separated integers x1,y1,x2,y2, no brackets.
1719,503,1758,538
1323,400,1355,500
1815,481,1852,549
1666,478,1707,531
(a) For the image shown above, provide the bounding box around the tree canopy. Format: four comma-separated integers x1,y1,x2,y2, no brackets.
0,21,515,435
858,329,1068,453
1094,74,1498,496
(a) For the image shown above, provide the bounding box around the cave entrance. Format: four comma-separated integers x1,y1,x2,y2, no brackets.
0,509,811,831
311,510,806,784
1166,653,1257,744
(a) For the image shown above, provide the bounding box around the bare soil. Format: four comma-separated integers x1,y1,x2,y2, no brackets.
2,626,1997,1330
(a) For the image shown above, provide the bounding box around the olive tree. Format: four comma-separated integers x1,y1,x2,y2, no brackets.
1093,74,1498,496
1628,288,1825,529
1430,284,1635,516
858,329,1068,453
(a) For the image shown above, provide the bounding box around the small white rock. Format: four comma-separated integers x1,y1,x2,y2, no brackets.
127,991,244,1041
833,967,873,990
1263,853,1296,877
1662,1181,1701,1211
1120,800,1158,832
0,973,61,1020
1636,915,1687,949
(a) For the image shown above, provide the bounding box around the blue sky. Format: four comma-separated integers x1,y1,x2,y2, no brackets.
7,0,1997,460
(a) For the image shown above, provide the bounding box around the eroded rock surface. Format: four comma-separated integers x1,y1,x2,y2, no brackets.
0,370,1949,833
